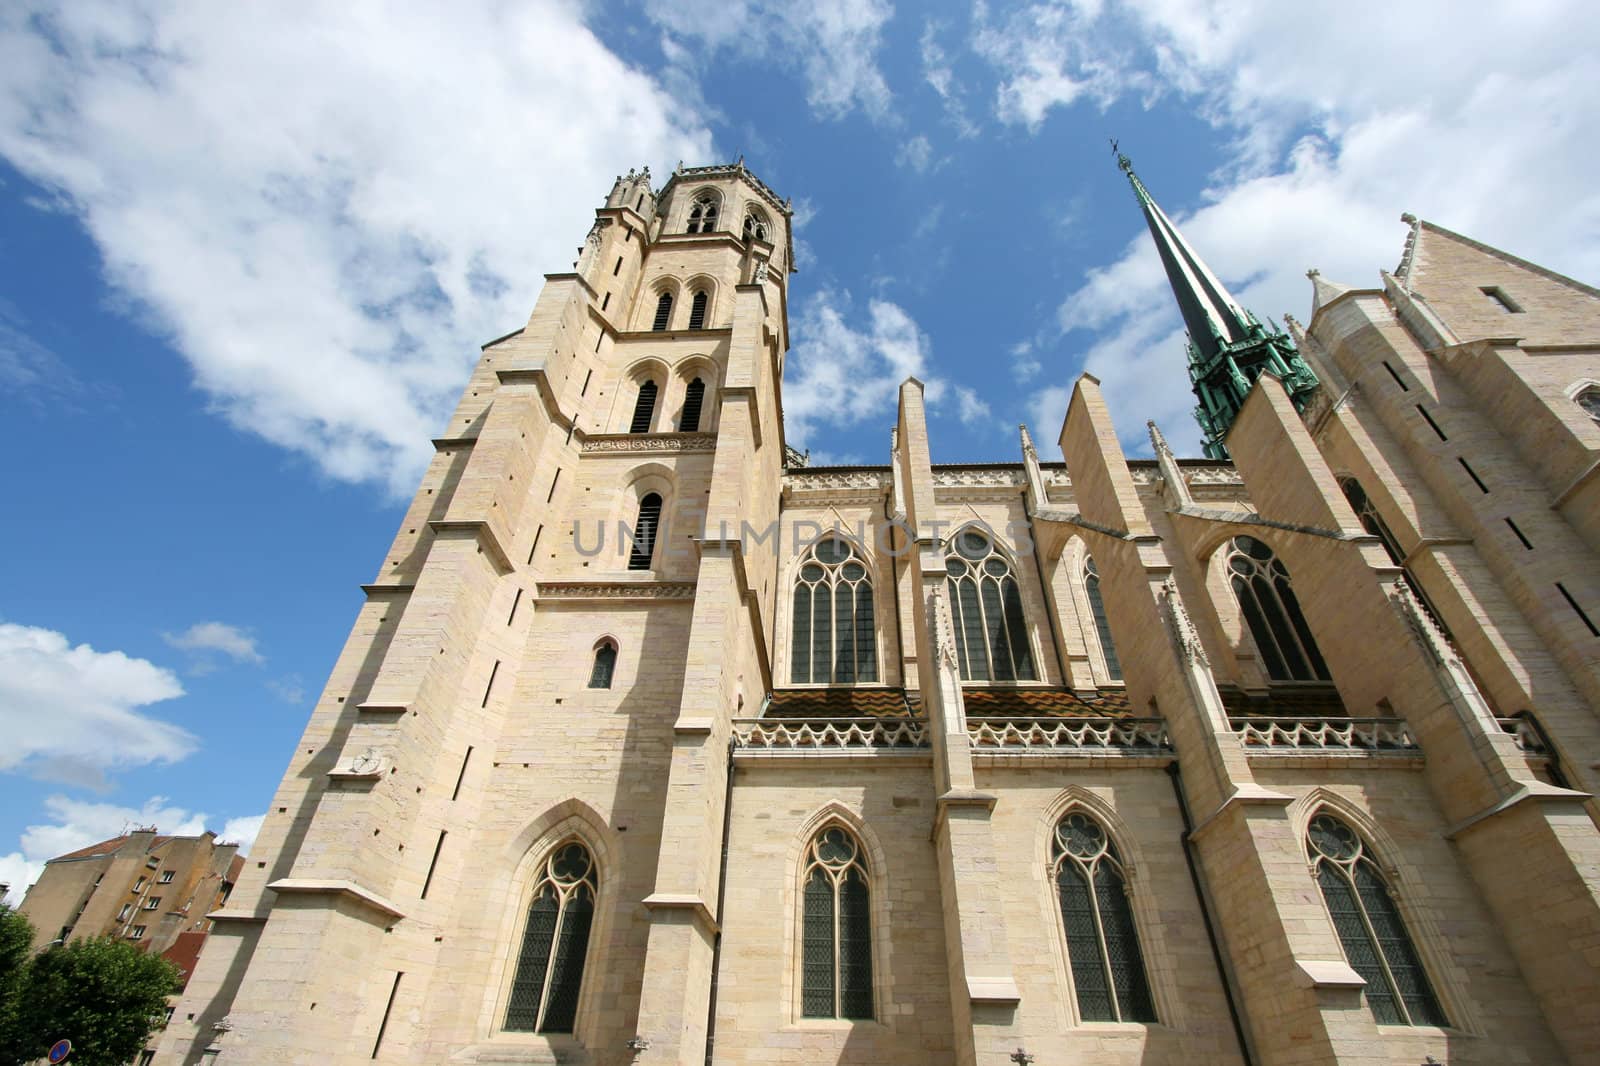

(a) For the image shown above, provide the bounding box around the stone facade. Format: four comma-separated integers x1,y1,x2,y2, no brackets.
154,165,1600,1066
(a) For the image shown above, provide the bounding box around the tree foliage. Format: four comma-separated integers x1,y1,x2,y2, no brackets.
0,905,180,1066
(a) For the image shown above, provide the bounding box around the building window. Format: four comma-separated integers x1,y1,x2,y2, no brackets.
1083,556,1122,681
801,826,873,1020
1480,285,1523,313
944,529,1036,682
1307,813,1446,1027
1225,535,1330,682
629,381,658,434
159,870,175,884
1576,384,1600,424
504,841,597,1034
687,290,708,330
117,903,132,921
129,926,146,940
790,537,877,684
743,210,769,243
651,292,672,331
1337,477,1453,638
1052,811,1155,1023
686,193,718,234
137,1051,155,1066
627,494,663,571
144,897,161,910
588,641,617,689
679,378,706,433
132,877,146,892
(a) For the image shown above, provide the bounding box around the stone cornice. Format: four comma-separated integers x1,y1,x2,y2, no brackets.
265,878,407,921
429,520,514,575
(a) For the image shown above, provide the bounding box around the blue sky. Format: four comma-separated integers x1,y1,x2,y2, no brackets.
2,1,1597,900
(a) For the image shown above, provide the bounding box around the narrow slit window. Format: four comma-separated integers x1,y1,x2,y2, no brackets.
1480,286,1523,313
628,494,663,571
589,641,617,688
421,831,447,899
1556,583,1598,637
630,381,658,434
652,292,672,331
679,378,705,432
580,369,592,396
1381,361,1410,391
600,292,610,311
1083,556,1122,681
1505,518,1533,550
687,290,708,330
504,842,597,1034
1458,457,1489,493
451,747,473,800
1415,405,1447,441
612,257,622,276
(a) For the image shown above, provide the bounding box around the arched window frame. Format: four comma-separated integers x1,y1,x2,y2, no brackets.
685,190,720,234
588,639,618,689
1567,379,1600,425
1224,535,1331,682
1048,807,1157,1024
651,291,673,331
798,823,875,1021
687,289,709,330
501,838,600,1035
788,535,879,685
628,380,659,434
627,492,664,571
1081,555,1122,683
943,527,1038,683
679,377,706,433
742,208,770,243
1304,810,1448,1028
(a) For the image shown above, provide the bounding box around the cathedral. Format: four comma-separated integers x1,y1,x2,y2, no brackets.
154,159,1600,1066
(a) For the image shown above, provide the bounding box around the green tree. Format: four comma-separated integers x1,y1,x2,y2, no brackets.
0,921,180,1066
0,904,34,1054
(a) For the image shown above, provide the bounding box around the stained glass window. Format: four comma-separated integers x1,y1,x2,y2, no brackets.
504,841,597,1033
801,826,873,1019
791,537,877,684
1051,811,1155,1023
1083,556,1122,682
945,529,1036,682
1225,536,1330,682
1308,813,1446,1027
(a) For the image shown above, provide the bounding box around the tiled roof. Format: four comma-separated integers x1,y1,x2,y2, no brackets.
160,931,209,990
48,833,173,864
763,687,1132,719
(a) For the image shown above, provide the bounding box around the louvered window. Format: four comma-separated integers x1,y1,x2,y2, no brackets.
790,537,877,684
588,642,616,689
1083,556,1121,681
504,842,597,1034
1308,814,1446,1027
1225,535,1330,682
652,292,672,331
628,493,662,571
944,529,1036,681
679,378,705,432
687,290,708,330
1052,812,1155,1023
629,381,658,434
801,826,873,1019
686,194,718,234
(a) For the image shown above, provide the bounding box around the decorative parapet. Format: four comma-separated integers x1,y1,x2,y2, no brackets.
932,467,1027,492
582,433,717,454
732,717,928,751
781,469,893,501
1230,717,1418,752
967,717,1170,752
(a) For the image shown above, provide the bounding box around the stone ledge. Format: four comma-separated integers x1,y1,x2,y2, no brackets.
641,892,718,934
1294,959,1365,990
966,975,1022,1005
265,878,407,921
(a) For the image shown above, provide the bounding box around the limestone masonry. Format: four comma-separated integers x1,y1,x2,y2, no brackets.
155,162,1600,1065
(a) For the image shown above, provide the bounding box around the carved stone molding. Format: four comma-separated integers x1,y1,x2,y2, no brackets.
537,581,697,601
782,470,893,500
1160,578,1210,667
932,467,1026,489
582,433,717,454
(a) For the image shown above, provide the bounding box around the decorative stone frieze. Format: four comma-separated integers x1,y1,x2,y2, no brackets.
582,433,717,454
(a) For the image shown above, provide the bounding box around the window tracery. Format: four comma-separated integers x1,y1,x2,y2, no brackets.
1224,535,1330,682
791,537,877,684
1307,813,1446,1027
504,841,597,1034
944,529,1036,682
743,210,769,243
801,826,873,1020
1051,811,1155,1023
686,193,719,234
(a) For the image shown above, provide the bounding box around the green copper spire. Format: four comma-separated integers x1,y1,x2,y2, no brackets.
1113,143,1319,458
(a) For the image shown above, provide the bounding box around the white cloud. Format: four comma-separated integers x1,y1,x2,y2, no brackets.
896,135,934,173
1010,340,1042,383
163,622,264,666
644,0,895,122
0,622,194,782
975,1,1600,454
920,22,981,138
0,3,712,496
0,795,266,905
954,386,993,427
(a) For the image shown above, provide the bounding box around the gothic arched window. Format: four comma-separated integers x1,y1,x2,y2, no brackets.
1083,556,1122,682
801,826,873,1020
1225,536,1330,682
791,537,877,684
651,292,672,331
588,641,617,689
743,210,769,243
629,381,658,434
679,378,705,433
686,193,718,234
1052,811,1155,1023
504,841,597,1034
628,493,662,571
945,529,1036,682
687,290,708,330
1575,384,1600,424
1307,813,1446,1027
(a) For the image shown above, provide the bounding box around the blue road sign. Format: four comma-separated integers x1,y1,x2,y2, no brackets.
48,1040,71,1064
